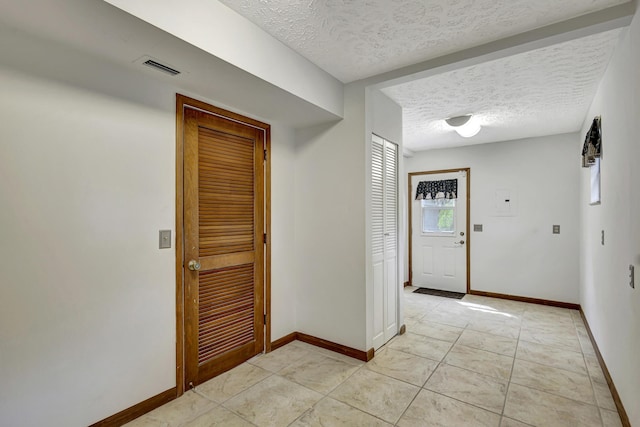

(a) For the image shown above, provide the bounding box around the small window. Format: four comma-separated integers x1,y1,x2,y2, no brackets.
422,199,456,234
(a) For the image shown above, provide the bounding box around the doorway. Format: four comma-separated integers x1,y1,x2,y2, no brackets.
175,95,271,394
408,169,470,293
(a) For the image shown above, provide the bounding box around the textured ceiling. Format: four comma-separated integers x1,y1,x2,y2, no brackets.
381,29,623,151
219,0,627,83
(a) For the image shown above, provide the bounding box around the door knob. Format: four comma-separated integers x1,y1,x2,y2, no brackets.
188,260,201,271
459,240,465,245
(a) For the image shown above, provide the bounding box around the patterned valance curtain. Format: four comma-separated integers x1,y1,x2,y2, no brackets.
582,116,602,167
415,179,458,200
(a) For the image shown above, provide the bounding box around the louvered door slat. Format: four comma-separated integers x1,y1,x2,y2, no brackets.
199,312,253,338
372,138,384,257
198,127,254,257
199,291,252,306
199,283,254,301
199,285,253,301
199,313,253,341
197,264,255,364
199,151,254,164
200,141,254,159
199,309,253,336
384,142,398,253
199,331,254,363
200,236,253,245
198,170,254,184
199,314,254,352
199,290,253,307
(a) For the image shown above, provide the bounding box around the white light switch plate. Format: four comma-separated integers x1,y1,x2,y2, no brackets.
159,230,171,249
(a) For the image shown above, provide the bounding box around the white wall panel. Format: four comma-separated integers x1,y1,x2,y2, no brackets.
406,133,580,303
579,14,640,425
0,33,298,426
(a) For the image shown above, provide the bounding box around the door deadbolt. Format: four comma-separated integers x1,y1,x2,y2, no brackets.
460,231,465,236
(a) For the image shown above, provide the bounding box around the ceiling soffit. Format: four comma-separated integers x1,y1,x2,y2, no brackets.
220,0,628,83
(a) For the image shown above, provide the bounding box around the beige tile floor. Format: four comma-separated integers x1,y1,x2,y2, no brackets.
126,287,623,427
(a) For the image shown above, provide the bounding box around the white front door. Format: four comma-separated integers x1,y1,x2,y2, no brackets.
411,170,467,293
372,135,398,350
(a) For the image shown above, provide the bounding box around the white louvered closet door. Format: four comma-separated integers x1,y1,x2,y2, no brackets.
372,135,398,350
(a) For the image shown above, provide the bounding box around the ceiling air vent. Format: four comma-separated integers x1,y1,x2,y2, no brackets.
142,59,181,76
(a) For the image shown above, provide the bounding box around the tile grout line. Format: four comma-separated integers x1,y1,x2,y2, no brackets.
508,326,605,408
412,293,605,425
411,297,595,424
398,300,604,423
401,294,521,421
572,314,620,423
504,307,609,425
501,319,523,422
579,333,607,426
358,350,431,389
214,373,274,426
284,348,385,426
449,308,512,419
285,395,324,427
417,316,514,419
327,357,418,426
288,295,450,426
222,345,356,427
391,293,460,425
146,388,218,426
281,346,369,427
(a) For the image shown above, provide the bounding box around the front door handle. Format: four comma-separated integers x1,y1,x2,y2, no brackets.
454,240,465,245
188,260,201,271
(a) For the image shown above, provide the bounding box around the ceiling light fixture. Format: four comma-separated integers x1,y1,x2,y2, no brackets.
445,115,481,138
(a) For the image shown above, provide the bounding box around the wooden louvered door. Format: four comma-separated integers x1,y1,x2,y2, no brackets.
183,106,266,387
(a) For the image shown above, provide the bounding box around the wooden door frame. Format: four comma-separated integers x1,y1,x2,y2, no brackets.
175,94,271,396
407,168,470,293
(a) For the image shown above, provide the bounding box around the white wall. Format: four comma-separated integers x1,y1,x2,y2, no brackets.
0,33,297,426
579,13,640,425
0,61,176,427
270,124,298,340
294,83,367,350
370,90,403,144
406,134,580,304
294,84,404,352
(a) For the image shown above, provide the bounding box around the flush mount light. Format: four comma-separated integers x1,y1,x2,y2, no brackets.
445,115,481,138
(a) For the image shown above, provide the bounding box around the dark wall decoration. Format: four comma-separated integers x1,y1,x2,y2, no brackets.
582,115,602,168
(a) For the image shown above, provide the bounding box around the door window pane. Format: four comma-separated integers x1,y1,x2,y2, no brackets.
422,199,456,233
